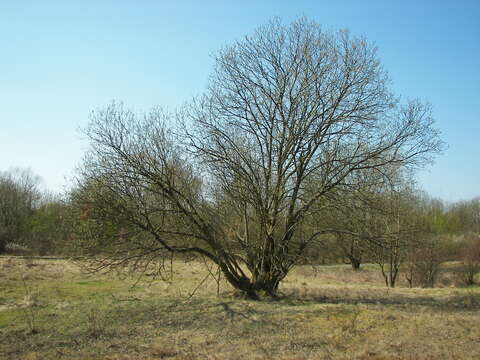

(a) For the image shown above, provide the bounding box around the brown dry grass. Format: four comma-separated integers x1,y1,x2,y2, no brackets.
1,257,479,359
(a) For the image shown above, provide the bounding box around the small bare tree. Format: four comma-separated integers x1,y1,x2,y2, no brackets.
75,18,443,298
404,236,449,288
459,233,480,286
319,183,385,271
367,182,422,288
404,198,453,288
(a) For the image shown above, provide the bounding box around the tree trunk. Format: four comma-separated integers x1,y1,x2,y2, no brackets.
350,258,361,270
216,256,283,300
250,269,282,298
226,276,281,300
388,269,398,287
0,231,7,254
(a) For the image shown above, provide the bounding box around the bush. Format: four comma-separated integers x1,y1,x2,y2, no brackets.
458,233,480,286
404,236,450,288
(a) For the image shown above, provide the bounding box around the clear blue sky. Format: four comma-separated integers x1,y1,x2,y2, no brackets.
1,0,478,201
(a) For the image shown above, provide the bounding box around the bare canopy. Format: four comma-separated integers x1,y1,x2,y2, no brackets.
75,18,443,298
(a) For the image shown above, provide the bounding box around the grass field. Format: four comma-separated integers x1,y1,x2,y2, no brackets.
1,257,480,359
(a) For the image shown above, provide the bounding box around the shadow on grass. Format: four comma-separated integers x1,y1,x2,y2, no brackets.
276,286,480,311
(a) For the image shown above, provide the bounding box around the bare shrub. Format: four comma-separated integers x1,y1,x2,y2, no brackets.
86,308,106,339
20,276,40,334
458,233,480,286
404,236,449,288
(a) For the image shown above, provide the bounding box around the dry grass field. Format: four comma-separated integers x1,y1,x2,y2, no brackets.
1,257,480,359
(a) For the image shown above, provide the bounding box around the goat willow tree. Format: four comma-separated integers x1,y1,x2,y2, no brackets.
74,18,442,298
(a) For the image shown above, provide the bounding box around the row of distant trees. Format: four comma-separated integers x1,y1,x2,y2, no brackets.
1,166,479,288
303,182,480,288
0,168,68,256
1,18,478,297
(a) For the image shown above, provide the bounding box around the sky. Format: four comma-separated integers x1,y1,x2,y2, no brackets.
0,0,478,202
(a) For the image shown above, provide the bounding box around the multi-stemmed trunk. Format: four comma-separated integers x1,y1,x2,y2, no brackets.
219,261,284,299
215,233,290,299
350,257,361,271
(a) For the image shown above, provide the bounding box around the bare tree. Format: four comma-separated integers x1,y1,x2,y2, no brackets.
403,196,455,288
75,18,443,298
319,182,386,271
404,235,450,288
367,183,424,288
458,233,480,285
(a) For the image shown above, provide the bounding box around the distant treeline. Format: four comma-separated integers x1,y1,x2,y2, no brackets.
1,167,479,289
